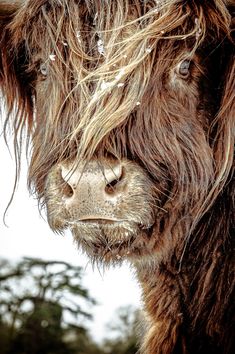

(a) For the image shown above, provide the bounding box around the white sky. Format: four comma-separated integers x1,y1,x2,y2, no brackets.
0,134,142,343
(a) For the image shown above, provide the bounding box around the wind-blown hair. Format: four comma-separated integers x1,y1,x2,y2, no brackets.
1,0,234,243
1,0,233,193
0,1,234,353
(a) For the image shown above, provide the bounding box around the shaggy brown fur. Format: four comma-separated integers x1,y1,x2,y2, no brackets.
0,1,234,353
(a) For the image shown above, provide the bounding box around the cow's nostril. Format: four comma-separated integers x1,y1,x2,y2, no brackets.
62,181,74,198
105,166,124,194
60,166,75,198
105,178,120,194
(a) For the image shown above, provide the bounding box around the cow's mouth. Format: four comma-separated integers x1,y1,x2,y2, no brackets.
68,218,154,263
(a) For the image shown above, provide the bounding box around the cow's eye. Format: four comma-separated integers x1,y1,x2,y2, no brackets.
177,59,191,78
39,63,48,77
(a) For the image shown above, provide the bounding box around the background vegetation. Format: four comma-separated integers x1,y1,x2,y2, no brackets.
0,258,140,354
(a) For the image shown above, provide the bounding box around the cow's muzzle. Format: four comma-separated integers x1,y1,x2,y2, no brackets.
45,158,156,262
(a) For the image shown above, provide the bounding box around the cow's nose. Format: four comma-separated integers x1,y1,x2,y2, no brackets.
59,160,124,203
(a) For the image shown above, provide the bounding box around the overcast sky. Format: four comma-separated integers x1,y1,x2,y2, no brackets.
0,134,141,342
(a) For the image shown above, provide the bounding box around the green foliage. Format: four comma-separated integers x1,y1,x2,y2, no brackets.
0,317,11,354
0,257,100,354
0,258,140,354
102,306,140,354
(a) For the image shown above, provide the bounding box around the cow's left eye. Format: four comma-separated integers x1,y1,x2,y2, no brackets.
39,63,48,77
177,59,191,78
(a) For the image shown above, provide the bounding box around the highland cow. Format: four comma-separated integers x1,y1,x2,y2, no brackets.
0,0,234,353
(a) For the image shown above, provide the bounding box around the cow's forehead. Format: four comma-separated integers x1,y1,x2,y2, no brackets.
2,0,233,167
10,0,192,52
11,0,231,37
0,2,233,163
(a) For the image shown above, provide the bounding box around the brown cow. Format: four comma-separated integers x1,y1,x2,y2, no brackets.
0,1,234,353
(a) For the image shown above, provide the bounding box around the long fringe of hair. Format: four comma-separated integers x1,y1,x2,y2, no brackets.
0,0,234,236
1,2,234,351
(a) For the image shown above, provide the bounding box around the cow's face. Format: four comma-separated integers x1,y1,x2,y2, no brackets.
1,1,234,264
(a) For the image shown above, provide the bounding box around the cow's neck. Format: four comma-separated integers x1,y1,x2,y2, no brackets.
134,178,234,354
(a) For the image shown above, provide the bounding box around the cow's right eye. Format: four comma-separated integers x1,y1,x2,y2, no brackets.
39,63,48,77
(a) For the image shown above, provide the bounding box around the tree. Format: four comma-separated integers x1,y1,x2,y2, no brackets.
0,315,11,354
102,306,140,354
0,258,140,354
0,257,100,354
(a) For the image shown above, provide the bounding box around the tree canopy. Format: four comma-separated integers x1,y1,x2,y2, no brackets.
0,257,140,354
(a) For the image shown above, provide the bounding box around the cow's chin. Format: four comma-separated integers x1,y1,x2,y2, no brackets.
68,220,154,264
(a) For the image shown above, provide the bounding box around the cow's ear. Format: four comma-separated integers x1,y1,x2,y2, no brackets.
0,2,17,30
0,2,33,129
0,2,18,81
